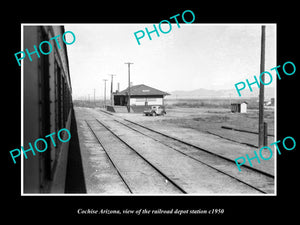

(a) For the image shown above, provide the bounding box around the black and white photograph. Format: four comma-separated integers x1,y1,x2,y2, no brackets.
21,23,276,195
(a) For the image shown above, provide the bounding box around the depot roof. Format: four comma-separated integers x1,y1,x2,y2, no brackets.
114,84,170,96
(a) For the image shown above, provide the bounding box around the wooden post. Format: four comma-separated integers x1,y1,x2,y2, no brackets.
258,25,266,148
103,79,107,109
94,88,96,107
109,74,116,106
125,62,133,112
264,122,268,146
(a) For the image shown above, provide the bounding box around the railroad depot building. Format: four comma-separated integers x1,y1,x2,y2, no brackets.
113,84,170,112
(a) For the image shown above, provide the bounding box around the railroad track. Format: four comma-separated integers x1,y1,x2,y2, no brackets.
85,119,185,194
86,109,274,194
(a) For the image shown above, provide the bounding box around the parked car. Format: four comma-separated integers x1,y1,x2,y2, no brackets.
143,106,166,116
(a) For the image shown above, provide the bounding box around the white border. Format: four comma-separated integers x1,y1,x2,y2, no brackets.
21,23,277,196
21,24,24,194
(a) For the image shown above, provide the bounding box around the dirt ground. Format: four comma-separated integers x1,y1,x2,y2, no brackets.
76,107,275,193
109,107,275,137
102,106,275,149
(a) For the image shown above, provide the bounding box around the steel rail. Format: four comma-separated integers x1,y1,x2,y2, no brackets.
85,120,133,194
113,118,268,194
123,118,274,179
95,118,187,194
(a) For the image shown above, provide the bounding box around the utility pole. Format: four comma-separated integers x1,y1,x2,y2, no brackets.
94,88,96,107
124,62,133,112
103,79,107,109
109,74,116,106
258,25,266,148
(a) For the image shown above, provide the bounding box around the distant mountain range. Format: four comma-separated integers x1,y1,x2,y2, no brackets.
168,87,275,99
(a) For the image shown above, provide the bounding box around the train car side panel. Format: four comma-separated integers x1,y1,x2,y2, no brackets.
23,25,72,193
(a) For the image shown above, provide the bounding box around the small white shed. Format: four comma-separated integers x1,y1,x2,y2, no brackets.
231,102,248,113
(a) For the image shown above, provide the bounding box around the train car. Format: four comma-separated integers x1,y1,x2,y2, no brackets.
23,25,72,193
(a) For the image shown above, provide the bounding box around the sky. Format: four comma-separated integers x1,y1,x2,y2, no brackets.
65,24,276,100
